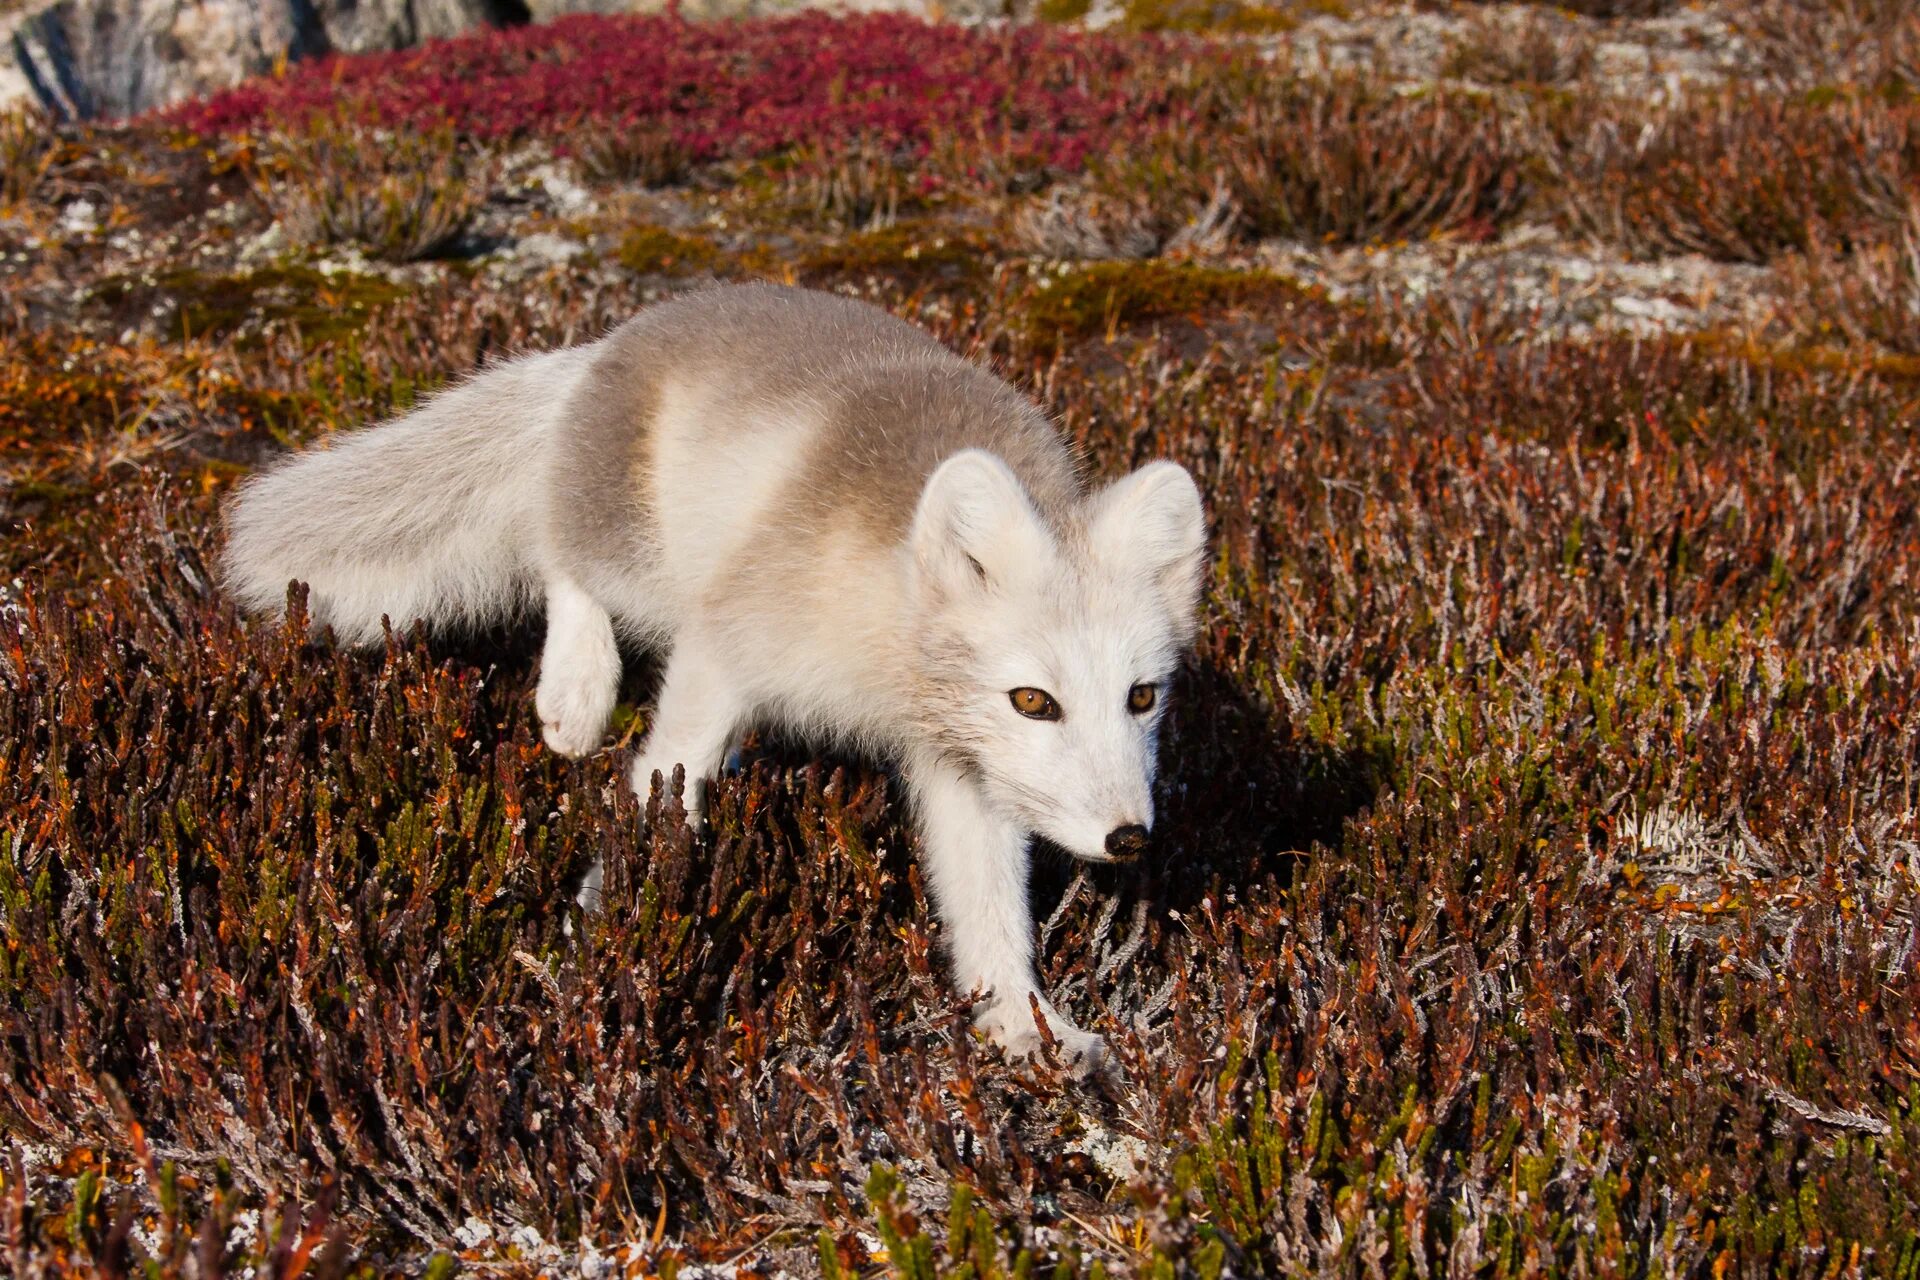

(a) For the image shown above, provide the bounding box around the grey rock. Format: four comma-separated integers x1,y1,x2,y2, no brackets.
325,0,531,55
524,0,634,15
5,0,532,121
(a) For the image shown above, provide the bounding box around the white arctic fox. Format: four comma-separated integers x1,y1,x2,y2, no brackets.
222,283,1206,1072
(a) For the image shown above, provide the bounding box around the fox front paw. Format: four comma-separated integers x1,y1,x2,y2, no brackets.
536,669,615,757
977,999,1109,1078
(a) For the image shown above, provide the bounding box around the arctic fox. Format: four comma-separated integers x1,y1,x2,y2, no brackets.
222,283,1206,1073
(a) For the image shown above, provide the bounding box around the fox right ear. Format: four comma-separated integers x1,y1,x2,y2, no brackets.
911,450,1053,595
1086,460,1207,639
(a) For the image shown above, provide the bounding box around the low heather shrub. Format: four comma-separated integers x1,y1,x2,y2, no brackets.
1012,186,1172,260
1013,131,1239,260
0,105,52,207
1541,91,1916,263
1733,0,1920,92
1471,0,1679,15
10,9,1920,1273
252,114,491,262
1441,8,1596,86
1018,122,1241,259
783,133,922,229
572,121,693,187
1,1144,352,1280
1099,0,1320,32
1790,204,1920,354
1220,74,1525,245
7,278,1920,1271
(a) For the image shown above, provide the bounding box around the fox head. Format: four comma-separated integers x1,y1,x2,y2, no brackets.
909,450,1207,862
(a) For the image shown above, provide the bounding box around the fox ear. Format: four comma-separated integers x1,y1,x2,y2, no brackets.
1087,461,1207,633
912,450,1053,595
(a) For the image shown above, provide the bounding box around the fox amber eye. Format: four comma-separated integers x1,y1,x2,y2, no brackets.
1128,683,1157,714
1009,687,1061,720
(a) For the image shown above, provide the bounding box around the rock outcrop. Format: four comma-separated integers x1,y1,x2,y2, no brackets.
4,0,535,120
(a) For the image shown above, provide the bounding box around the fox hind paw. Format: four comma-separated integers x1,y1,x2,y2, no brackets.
537,668,615,757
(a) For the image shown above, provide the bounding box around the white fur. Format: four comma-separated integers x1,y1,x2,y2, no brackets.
905,746,1107,1069
536,577,621,757
220,287,1207,1077
222,346,597,643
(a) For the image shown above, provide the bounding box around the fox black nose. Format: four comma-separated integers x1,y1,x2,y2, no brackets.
1105,824,1150,860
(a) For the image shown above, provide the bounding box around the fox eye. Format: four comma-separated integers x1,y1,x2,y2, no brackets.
1009,687,1062,720
1128,683,1157,714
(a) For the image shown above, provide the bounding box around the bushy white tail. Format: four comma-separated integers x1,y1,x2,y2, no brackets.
221,346,592,645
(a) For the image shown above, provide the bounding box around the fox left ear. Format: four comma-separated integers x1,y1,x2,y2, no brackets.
1087,461,1207,637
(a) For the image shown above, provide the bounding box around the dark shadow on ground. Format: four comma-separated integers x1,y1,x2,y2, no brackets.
397,624,1384,938
1027,654,1387,922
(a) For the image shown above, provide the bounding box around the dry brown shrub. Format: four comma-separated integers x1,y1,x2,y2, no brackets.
1432,0,1676,14
1016,125,1240,260
1507,0,1676,14
1442,9,1597,87
1013,187,1168,260
1220,74,1525,246
573,122,692,187
1541,92,1917,263
1789,202,1920,353
15,20,1920,1265
1014,184,1241,260
9,275,1920,1272
1733,0,1920,91
252,113,493,262
784,133,919,229
1844,100,1920,228
0,105,53,208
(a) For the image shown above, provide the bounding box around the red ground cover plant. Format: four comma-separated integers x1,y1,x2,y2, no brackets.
167,12,1197,176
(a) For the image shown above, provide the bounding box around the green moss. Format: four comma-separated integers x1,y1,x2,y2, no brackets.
1019,259,1313,349
90,263,405,345
1036,0,1093,23
1681,330,1920,385
615,225,721,275
798,221,987,280
1118,0,1344,33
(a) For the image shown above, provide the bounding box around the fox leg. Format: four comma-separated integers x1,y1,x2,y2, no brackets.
905,752,1108,1077
628,636,744,820
536,577,622,758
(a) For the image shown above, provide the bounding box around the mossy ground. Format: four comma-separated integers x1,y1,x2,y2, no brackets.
3,6,1920,1278
90,263,408,345
1016,260,1319,351
612,225,725,276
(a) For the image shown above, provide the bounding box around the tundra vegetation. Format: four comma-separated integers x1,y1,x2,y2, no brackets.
2,1,1919,1276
